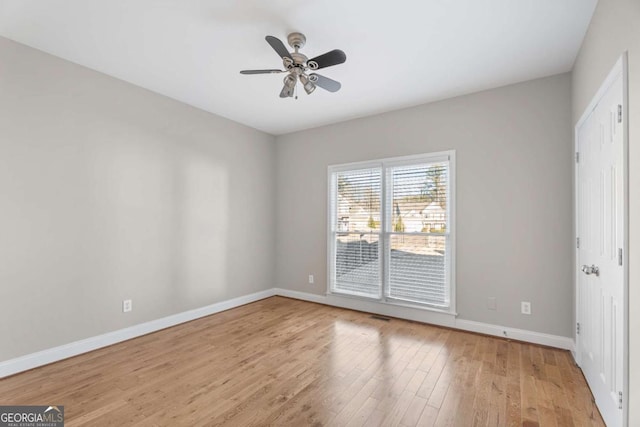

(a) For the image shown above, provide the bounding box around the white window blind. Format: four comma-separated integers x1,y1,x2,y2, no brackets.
330,167,382,298
329,152,454,310
385,162,450,306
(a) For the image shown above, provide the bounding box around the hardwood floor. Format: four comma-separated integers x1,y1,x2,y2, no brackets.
0,296,604,426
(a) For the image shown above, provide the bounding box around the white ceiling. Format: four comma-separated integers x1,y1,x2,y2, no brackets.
0,0,597,135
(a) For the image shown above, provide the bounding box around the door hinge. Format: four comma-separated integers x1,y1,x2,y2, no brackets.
619,391,623,410
575,152,580,163
618,105,623,123
576,322,580,335
577,237,580,249
618,248,623,266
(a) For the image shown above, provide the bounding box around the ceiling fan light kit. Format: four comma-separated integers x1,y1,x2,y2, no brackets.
299,74,316,94
240,32,346,99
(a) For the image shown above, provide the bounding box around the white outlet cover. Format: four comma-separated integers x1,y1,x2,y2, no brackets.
123,299,132,313
308,275,314,284
521,301,531,315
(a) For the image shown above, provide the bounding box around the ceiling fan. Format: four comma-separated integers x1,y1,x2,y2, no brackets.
240,32,346,98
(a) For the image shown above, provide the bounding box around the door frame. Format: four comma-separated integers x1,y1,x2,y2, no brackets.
574,52,629,425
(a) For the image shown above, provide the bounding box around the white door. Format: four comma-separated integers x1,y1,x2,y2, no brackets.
576,63,626,427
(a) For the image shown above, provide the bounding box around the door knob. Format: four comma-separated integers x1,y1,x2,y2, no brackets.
581,264,600,276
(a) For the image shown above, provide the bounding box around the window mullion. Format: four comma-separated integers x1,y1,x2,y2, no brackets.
380,163,387,301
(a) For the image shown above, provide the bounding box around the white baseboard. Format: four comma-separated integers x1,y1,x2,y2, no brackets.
274,288,457,328
0,289,275,379
0,286,575,378
455,319,575,351
273,288,574,351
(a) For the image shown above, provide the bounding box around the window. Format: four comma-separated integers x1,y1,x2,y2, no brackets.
328,151,455,311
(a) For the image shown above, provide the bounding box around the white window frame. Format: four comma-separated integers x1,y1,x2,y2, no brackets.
327,150,456,314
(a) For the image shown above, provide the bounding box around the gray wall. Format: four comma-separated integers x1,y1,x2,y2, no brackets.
572,0,640,421
0,37,276,361
276,73,573,337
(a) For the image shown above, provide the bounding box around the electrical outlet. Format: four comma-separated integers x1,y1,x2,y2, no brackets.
487,297,497,310
308,275,314,284
123,299,132,313
521,301,531,315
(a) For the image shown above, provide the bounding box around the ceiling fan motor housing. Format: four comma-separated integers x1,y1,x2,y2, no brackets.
290,52,308,66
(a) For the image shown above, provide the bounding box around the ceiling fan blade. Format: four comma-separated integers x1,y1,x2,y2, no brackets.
240,69,284,75
308,49,346,70
279,84,294,98
266,36,293,60
310,73,341,92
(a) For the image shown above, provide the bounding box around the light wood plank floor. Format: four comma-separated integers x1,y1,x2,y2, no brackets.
0,297,604,426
